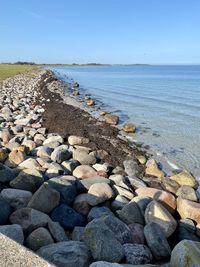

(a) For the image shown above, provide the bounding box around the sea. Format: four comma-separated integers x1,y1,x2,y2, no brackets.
52,65,200,179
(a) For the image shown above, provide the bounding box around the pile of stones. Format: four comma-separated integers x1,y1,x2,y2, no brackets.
0,69,200,267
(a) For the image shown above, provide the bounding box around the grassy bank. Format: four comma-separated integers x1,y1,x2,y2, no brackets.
0,64,38,80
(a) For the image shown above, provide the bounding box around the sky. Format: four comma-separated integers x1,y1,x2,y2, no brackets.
0,0,200,64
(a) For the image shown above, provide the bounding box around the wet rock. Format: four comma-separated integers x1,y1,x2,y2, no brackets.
37,241,91,267
51,145,71,164
144,222,171,260
87,99,95,106
145,159,165,179
177,197,200,224
170,240,200,267
48,221,68,242
26,227,54,251
104,114,119,125
1,188,32,210
123,123,136,133
0,224,24,244
87,183,114,206
128,223,145,244
176,185,197,201
9,207,51,235
145,201,177,238
136,187,176,213
87,206,113,221
170,170,198,188
73,150,96,165
68,135,89,146
117,202,144,225
28,183,60,213
123,243,153,264
51,204,86,230
84,219,124,262
73,165,97,179
10,168,44,192
47,176,77,205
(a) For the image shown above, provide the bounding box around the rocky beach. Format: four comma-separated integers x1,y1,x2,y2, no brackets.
0,68,200,267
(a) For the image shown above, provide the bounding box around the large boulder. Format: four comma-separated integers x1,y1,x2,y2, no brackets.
51,145,71,164
0,224,24,244
87,206,113,222
9,208,51,235
73,165,97,179
145,200,177,238
77,176,110,192
28,183,60,213
0,196,12,225
0,163,15,182
73,150,96,165
123,159,140,177
87,183,114,206
170,171,198,188
51,204,86,230
177,197,200,224
170,240,200,267
176,185,197,201
117,202,144,225
37,241,91,267
145,159,164,179
84,219,124,262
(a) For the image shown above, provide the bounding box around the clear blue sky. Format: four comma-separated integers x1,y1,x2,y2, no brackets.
1,0,200,64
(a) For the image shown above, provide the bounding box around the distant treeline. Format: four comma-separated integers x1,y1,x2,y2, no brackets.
1,62,36,65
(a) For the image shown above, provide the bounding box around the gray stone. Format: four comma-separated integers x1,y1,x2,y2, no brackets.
113,185,134,200
9,208,51,235
61,159,80,174
68,135,89,145
73,150,96,165
87,183,114,206
0,196,12,225
1,188,32,209
37,241,91,267
123,243,153,264
131,196,152,216
111,195,129,211
90,262,122,267
128,223,145,244
0,224,24,244
48,221,68,242
0,163,15,182
28,183,60,213
46,162,65,178
51,145,71,164
48,176,77,205
72,226,85,241
123,159,140,177
117,202,144,225
127,176,147,189
144,222,171,260
77,176,111,192
73,193,91,216
43,135,64,146
37,146,52,158
26,227,54,251
88,206,114,221
84,219,124,262
109,174,125,185
10,168,44,192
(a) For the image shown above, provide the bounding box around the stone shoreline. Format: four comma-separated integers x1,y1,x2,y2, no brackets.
0,68,199,266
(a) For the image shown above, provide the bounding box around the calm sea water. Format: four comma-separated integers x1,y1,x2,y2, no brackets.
52,65,200,178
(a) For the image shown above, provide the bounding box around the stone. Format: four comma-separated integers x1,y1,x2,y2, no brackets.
51,204,86,230
0,196,12,225
93,163,109,173
68,135,89,146
136,155,147,164
128,223,145,244
1,188,32,210
73,193,91,216
72,226,85,241
117,202,144,225
45,162,65,178
0,224,24,244
136,187,176,213
111,195,129,211
162,177,180,194
28,182,60,213
145,159,165,179
104,114,119,125
123,159,140,177
170,240,200,267
87,183,114,206
73,150,96,165
8,149,26,165
176,185,197,201
0,148,8,162
84,219,124,262
48,176,77,205
177,197,200,224
9,208,51,235
77,176,110,192
176,222,200,243
73,165,97,179
37,241,91,267
113,185,134,200
131,196,152,216
51,145,71,164
48,221,68,242
0,130,12,143
144,222,171,260
123,243,153,264
90,262,122,267
26,227,54,251
109,174,124,185
37,146,52,158
145,200,177,238
127,176,147,189
10,168,44,192
0,163,15,182
0,233,54,267
88,206,114,221
22,140,37,152
87,99,95,106
43,135,64,146
61,159,80,174
15,118,31,126
101,215,133,244
170,170,198,188
123,123,136,133
18,158,41,169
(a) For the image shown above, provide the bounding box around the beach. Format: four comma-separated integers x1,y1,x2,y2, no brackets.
0,67,200,266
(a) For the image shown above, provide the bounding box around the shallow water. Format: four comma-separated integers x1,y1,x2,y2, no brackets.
52,65,200,178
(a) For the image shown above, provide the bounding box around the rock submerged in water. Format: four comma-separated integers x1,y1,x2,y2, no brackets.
123,123,136,133
104,114,119,125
